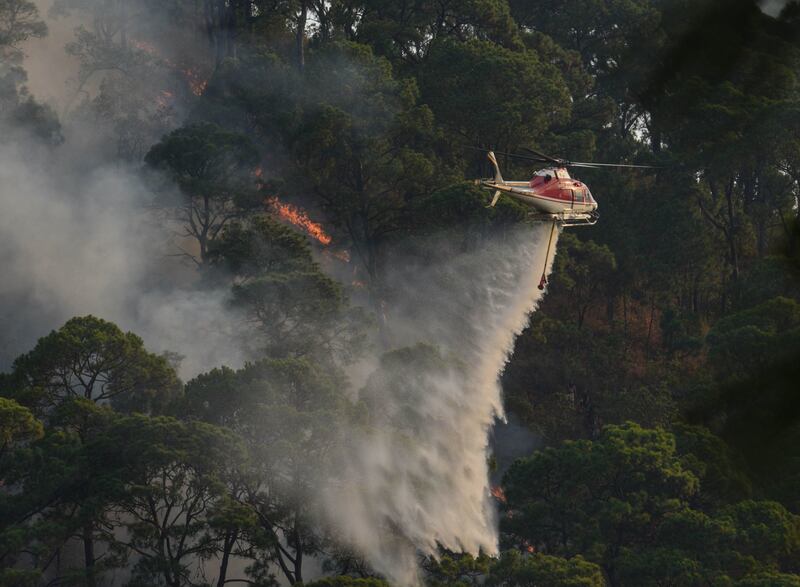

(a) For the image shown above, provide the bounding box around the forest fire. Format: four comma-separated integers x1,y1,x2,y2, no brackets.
131,39,209,97
490,485,507,503
182,68,208,96
266,196,332,246
155,90,174,110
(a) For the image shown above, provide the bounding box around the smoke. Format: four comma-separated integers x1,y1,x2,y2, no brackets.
0,135,248,378
21,0,81,109
326,225,560,585
0,0,248,379
760,0,789,17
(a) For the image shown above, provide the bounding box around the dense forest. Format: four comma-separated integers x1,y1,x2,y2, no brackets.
1,0,800,585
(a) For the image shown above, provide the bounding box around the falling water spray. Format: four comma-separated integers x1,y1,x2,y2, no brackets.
326,223,561,585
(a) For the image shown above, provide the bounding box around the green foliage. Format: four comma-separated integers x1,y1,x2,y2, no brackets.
0,397,42,455
418,39,571,149
487,550,604,587
550,233,617,329
707,297,800,383
0,0,46,49
672,423,752,507
146,122,259,196
183,356,352,585
6,315,181,415
422,551,493,587
356,0,520,63
503,423,698,559
146,122,261,264
412,182,527,236
212,216,365,361
501,423,800,585
115,414,247,587
0,0,60,143
286,41,446,298
502,314,677,440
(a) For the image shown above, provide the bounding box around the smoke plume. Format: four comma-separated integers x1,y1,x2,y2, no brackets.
0,137,247,378
327,225,560,585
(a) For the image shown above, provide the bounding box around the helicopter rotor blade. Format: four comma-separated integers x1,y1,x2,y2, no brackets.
566,161,660,169
464,146,551,163
465,146,660,169
520,147,563,165
520,146,659,169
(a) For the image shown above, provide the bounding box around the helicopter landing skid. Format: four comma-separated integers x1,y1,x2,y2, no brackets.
528,210,599,227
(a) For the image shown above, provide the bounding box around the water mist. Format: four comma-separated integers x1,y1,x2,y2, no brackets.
326,224,560,585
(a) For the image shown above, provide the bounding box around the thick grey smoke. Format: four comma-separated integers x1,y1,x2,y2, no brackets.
0,136,247,378
0,1,247,379
327,225,560,585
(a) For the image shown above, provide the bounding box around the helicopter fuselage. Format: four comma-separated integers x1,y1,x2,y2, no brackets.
481,166,599,226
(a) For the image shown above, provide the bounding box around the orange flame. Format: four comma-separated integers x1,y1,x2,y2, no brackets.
131,39,158,55
155,90,174,110
182,68,208,96
132,39,209,97
491,485,507,503
266,196,332,246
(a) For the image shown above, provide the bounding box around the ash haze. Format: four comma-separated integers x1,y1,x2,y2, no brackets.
0,136,248,378
21,0,80,109
1,1,246,378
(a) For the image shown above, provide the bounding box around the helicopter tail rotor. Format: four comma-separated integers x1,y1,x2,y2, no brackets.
486,151,505,208
487,151,505,184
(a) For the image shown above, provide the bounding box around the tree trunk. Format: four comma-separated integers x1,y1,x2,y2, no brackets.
216,530,237,587
296,1,307,71
725,181,740,281
83,522,96,587
645,295,656,352
119,0,128,50
205,0,234,65
293,519,303,584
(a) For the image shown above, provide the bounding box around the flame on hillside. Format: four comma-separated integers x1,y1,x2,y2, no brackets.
131,39,209,97
490,485,507,503
183,68,208,96
266,196,332,246
156,90,174,110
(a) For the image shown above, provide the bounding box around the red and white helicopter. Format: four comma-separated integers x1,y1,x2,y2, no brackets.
477,147,655,288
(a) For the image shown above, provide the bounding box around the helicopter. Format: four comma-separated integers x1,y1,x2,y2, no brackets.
476,147,655,288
